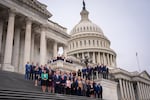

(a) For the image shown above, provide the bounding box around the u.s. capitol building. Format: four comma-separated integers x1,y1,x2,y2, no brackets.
0,0,149,100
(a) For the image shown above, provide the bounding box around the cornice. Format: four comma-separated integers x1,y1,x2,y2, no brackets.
15,0,52,18
67,48,116,56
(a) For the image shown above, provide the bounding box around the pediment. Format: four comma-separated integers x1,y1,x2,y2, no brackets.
139,71,150,80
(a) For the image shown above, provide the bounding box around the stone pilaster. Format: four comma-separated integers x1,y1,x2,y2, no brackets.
12,27,21,72
3,11,15,72
23,18,32,73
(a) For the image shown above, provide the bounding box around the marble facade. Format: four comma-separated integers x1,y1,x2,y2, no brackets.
0,0,69,73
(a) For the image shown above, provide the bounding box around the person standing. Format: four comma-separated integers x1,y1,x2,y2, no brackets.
29,62,35,80
54,70,61,93
25,62,31,80
106,67,109,79
97,83,103,99
66,77,71,95
41,69,48,92
34,63,39,86
47,71,53,93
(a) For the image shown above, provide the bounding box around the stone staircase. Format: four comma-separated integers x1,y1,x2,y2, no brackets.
0,70,103,100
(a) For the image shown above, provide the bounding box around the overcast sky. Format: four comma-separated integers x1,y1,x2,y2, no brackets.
39,0,150,73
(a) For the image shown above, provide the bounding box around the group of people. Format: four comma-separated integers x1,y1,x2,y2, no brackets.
48,56,73,64
78,64,109,80
25,62,103,99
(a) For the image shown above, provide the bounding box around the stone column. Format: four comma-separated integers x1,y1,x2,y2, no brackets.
148,85,150,99
137,82,142,100
19,32,25,73
145,84,148,99
131,83,136,100
128,82,133,100
77,53,79,58
125,81,130,99
31,33,35,62
103,53,106,65
107,53,110,66
0,20,4,54
110,54,113,66
40,27,46,65
143,84,146,99
122,80,127,99
97,52,100,64
141,83,145,99
99,52,102,65
23,18,32,73
12,27,21,72
3,11,15,71
92,52,95,63
53,41,57,57
119,79,124,100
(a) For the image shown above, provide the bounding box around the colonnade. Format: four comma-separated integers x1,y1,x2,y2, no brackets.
119,79,150,100
76,52,116,66
0,10,65,73
137,81,150,100
119,79,136,100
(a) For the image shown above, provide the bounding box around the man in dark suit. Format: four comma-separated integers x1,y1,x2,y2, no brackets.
29,62,35,80
97,83,103,99
54,70,61,93
25,62,31,80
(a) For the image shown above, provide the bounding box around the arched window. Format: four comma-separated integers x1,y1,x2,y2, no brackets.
87,27,89,31
84,40,86,46
80,41,82,46
97,40,99,46
84,27,85,31
76,41,78,47
73,42,74,48
93,40,95,45
89,40,90,45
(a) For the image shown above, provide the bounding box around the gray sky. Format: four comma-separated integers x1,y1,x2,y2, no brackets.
39,0,150,73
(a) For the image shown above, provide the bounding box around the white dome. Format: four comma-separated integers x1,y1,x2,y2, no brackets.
70,8,103,35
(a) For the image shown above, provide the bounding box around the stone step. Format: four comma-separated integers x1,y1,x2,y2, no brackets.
0,70,104,100
0,88,101,100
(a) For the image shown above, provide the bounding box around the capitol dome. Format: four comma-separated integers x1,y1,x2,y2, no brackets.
70,8,103,36
67,2,117,68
